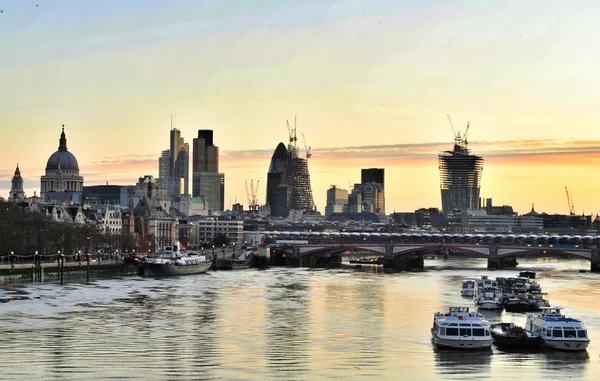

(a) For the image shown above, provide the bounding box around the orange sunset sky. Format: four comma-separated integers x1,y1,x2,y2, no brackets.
2,0,600,215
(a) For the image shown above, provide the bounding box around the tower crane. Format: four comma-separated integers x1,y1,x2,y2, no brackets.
446,114,470,147
565,186,575,216
463,121,471,145
245,179,260,211
301,133,312,159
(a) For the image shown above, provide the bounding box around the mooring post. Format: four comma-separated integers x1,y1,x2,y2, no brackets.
60,254,64,285
86,254,91,283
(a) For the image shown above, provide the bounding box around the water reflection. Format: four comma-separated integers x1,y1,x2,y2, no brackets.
544,350,590,371
265,270,310,379
433,347,492,375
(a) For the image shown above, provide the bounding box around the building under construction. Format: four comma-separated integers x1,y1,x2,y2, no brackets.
438,116,484,215
265,117,315,217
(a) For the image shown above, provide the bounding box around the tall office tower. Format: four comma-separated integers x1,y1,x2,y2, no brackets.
266,142,288,217
158,149,171,179
192,129,224,212
192,130,219,172
438,119,483,215
168,128,189,196
360,168,385,214
361,168,384,187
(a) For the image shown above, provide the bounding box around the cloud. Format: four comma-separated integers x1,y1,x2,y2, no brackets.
217,139,600,166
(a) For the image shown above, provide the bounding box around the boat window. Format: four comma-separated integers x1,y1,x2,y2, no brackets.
459,323,470,327
552,329,563,338
472,328,485,336
471,324,481,327
460,328,471,336
563,329,577,338
440,327,446,335
577,330,587,338
485,330,490,336
449,323,458,327
546,329,552,336
446,328,459,336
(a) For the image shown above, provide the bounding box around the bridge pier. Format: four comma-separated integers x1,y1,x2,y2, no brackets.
487,256,517,270
591,249,600,272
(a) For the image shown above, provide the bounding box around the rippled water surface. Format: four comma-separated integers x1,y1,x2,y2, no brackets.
1,257,599,380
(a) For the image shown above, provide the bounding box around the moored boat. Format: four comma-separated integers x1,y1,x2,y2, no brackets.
525,307,590,351
217,249,254,270
460,279,476,297
490,323,541,349
431,306,493,350
474,286,503,310
143,244,212,277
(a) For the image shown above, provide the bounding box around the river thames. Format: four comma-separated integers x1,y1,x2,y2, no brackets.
0,257,598,381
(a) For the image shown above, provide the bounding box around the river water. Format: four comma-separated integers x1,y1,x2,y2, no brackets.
0,257,598,381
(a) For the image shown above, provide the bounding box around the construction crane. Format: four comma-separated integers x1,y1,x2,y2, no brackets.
245,179,260,211
565,186,575,216
446,114,471,148
301,132,312,159
286,117,297,145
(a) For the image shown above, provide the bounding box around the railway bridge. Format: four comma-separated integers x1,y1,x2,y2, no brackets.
269,242,600,272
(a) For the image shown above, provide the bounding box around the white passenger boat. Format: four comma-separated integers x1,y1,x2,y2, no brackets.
460,279,476,297
431,306,493,350
474,286,503,310
525,307,590,351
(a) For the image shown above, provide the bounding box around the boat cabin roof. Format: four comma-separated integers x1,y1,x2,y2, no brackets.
448,306,471,313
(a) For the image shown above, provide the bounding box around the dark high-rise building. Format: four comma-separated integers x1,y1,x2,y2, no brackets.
192,129,224,212
438,122,483,215
266,142,288,217
193,130,219,173
359,168,385,214
361,168,384,188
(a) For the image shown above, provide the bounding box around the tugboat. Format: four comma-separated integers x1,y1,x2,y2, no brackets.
431,306,493,350
525,307,590,351
490,322,541,349
143,243,212,277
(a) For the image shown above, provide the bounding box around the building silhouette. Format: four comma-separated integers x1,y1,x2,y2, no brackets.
169,128,189,196
438,120,483,214
158,149,170,179
9,164,25,201
265,142,288,217
361,168,384,186
192,129,224,212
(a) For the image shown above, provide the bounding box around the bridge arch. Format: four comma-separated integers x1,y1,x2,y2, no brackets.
497,246,592,261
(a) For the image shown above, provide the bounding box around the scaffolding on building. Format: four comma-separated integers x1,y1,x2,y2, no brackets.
439,116,483,215
286,117,316,213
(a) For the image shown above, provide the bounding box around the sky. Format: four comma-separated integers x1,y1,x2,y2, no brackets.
2,0,600,215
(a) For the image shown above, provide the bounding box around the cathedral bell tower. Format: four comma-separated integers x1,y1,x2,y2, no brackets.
9,164,25,201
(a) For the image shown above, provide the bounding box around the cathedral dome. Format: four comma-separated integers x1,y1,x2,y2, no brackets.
45,126,80,171
46,150,79,171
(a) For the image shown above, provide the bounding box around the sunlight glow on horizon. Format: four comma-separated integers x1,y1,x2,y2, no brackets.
2,0,600,215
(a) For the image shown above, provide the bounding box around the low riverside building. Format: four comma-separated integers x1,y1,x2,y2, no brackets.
195,218,244,245
462,210,544,233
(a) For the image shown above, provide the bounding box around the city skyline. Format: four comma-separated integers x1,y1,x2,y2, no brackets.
2,1,600,215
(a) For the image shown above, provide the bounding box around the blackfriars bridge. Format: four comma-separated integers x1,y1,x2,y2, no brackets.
261,231,600,272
